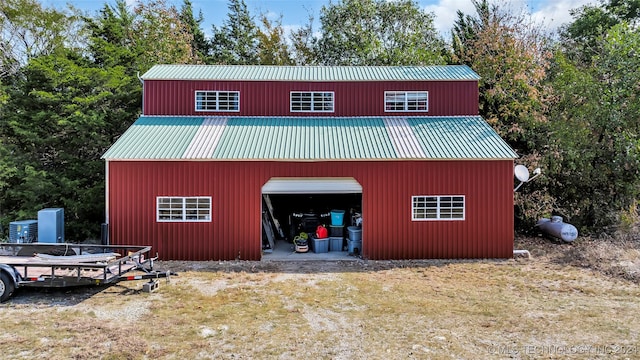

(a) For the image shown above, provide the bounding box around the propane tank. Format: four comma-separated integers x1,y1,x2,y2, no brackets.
536,216,578,242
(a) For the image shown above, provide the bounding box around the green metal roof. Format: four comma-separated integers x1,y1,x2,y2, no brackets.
103,116,517,161
140,65,480,82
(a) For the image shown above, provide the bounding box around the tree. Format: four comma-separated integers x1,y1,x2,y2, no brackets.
0,50,139,240
289,15,318,65
545,22,640,231
451,0,553,228
180,0,210,62
87,0,196,72
451,0,550,150
257,13,293,65
210,0,260,64
84,0,138,70
0,0,83,77
560,0,640,63
132,0,195,70
315,0,444,65
0,0,201,240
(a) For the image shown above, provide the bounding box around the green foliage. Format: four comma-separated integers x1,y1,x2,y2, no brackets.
546,23,640,232
87,0,196,72
132,0,195,69
451,0,550,148
289,15,318,65
179,0,210,62
84,0,138,70
316,0,444,65
0,0,83,77
257,13,293,65
210,0,260,64
560,0,639,65
0,50,137,239
450,1,553,229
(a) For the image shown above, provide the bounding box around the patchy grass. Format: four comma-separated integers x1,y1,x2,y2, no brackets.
1,237,640,359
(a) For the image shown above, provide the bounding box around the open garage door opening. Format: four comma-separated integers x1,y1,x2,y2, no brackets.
261,178,362,260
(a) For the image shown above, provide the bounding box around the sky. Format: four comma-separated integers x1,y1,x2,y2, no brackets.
43,0,596,38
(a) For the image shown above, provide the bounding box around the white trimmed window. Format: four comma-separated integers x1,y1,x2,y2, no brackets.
290,91,334,112
195,91,239,111
412,195,465,221
385,91,428,112
157,197,212,222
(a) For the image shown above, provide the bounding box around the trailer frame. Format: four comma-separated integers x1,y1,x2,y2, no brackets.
0,243,175,302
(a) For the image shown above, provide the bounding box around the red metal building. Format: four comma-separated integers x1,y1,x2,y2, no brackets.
103,65,517,261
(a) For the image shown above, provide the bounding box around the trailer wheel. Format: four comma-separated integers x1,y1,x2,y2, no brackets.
0,271,16,302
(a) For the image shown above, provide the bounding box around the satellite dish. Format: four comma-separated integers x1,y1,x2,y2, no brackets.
514,165,530,182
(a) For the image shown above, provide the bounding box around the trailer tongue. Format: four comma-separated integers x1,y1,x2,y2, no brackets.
0,243,175,302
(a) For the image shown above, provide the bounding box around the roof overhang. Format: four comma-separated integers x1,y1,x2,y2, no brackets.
262,177,362,194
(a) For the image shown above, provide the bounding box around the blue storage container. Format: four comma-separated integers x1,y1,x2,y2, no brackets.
347,226,362,241
331,210,345,226
329,237,343,252
311,237,329,253
347,239,362,255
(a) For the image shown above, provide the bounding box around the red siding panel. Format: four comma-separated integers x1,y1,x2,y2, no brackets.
143,80,479,117
107,160,514,261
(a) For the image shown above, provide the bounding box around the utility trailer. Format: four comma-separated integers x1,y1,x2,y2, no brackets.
0,243,175,302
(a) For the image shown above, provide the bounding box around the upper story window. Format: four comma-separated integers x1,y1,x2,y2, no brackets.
385,91,428,112
157,196,212,222
412,195,464,221
291,91,334,112
195,91,239,112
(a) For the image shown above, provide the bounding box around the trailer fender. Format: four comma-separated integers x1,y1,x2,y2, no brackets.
0,264,20,302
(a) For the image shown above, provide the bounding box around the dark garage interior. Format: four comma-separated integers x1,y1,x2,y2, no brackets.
262,193,362,254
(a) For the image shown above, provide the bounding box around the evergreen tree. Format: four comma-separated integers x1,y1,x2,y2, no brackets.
210,0,260,64
179,0,210,62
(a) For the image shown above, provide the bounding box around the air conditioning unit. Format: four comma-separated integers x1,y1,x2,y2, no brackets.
38,208,64,243
9,220,38,243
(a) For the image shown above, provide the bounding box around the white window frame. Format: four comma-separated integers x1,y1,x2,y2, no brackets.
384,91,429,112
157,196,212,222
195,91,240,112
412,195,465,221
290,91,335,112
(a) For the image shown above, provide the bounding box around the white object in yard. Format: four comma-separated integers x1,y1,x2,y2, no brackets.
143,280,159,293
536,217,578,242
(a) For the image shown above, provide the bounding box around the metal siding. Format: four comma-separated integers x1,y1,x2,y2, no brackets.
107,160,513,260
143,80,478,117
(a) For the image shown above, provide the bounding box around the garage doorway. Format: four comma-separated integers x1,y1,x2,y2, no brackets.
261,178,362,260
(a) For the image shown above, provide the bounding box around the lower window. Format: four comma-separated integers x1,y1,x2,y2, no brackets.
157,197,211,222
412,195,464,221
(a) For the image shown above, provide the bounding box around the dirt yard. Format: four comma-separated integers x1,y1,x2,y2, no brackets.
1,236,639,359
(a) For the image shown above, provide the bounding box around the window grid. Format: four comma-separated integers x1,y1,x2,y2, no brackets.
290,91,334,112
157,197,211,222
412,195,464,221
195,91,239,112
385,91,428,112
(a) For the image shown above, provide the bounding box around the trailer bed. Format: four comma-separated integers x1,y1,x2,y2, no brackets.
0,243,173,293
